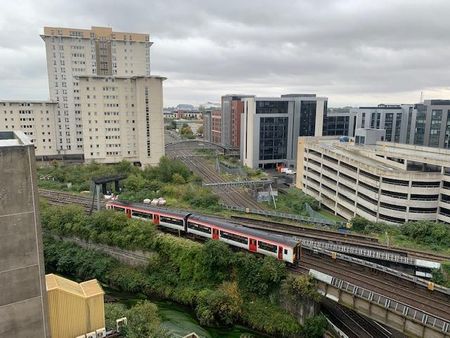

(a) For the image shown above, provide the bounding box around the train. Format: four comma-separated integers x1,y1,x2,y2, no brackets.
106,200,301,264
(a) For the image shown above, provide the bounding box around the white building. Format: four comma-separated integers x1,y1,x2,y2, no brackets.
41,26,152,156
78,75,165,166
297,136,450,224
0,100,58,158
241,94,327,169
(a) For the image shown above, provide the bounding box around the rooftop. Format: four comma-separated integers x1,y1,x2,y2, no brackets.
0,131,32,147
46,274,104,298
77,75,167,81
301,136,450,174
42,26,150,43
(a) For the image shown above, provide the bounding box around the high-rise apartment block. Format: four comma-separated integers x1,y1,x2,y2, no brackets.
0,131,50,337
79,75,165,165
38,26,164,165
0,101,58,159
241,94,327,169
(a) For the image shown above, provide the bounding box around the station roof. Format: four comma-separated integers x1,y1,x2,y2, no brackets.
46,274,104,298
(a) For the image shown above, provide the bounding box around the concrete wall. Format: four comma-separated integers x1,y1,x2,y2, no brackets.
0,131,50,337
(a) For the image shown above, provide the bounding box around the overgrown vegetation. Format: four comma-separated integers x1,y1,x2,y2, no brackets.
350,216,450,286
105,301,169,338
276,188,320,216
180,123,195,139
42,205,326,337
38,157,221,212
350,216,450,252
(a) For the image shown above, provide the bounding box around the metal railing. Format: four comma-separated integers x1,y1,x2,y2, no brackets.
219,203,344,226
328,275,450,334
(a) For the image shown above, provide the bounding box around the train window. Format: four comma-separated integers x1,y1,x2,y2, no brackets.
114,206,125,212
284,249,288,255
160,216,184,226
258,241,277,253
132,211,152,219
220,230,248,244
187,222,212,234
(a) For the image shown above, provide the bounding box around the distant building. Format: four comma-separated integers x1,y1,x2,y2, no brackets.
78,75,165,166
203,109,222,144
46,274,105,338
0,100,59,159
297,136,450,224
0,131,50,337
41,26,152,156
323,107,356,137
324,100,450,149
173,110,202,120
241,94,328,169
221,95,254,148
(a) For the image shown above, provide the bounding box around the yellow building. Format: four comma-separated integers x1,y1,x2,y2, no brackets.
46,274,105,338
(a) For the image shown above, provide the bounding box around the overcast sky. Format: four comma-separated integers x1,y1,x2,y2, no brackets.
1,0,450,107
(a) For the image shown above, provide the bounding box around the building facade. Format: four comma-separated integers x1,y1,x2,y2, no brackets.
0,101,58,159
325,100,450,149
297,136,450,224
0,131,50,337
78,75,165,166
41,26,152,156
221,95,253,148
46,274,105,338
241,94,327,169
324,107,357,137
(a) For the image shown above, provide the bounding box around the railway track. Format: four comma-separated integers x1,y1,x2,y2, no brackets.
297,251,450,320
174,154,264,210
39,189,104,211
234,215,450,263
322,298,395,338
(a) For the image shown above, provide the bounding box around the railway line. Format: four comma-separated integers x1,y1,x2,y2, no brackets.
41,190,450,335
322,299,396,338
39,188,103,211
297,251,450,320
174,154,264,210
234,215,450,263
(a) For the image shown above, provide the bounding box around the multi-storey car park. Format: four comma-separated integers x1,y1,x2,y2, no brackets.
296,136,450,224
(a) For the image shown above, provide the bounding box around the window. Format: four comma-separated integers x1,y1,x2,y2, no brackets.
256,101,288,114
160,216,183,226
258,240,277,253
220,230,248,244
259,117,288,160
187,222,211,234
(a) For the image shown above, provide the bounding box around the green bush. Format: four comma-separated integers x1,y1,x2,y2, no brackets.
105,301,169,338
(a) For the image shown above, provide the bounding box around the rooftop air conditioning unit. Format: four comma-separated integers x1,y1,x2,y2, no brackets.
116,317,128,332
86,332,96,338
96,328,106,338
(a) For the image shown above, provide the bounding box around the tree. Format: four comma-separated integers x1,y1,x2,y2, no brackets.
105,301,169,338
195,283,242,326
301,314,328,338
197,125,204,136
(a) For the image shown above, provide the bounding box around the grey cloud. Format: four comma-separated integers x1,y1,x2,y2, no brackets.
1,0,450,106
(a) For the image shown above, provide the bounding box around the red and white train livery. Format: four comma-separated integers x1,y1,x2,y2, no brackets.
106,200,301,264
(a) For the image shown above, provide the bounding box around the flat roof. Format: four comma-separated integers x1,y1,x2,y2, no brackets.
0,100,57,104
77,75,167,81
302,137,450,173
0,131,32,147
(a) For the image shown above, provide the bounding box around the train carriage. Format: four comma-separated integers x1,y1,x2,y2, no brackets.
106,200,301,264
188,215,300,264
106,200,190,232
